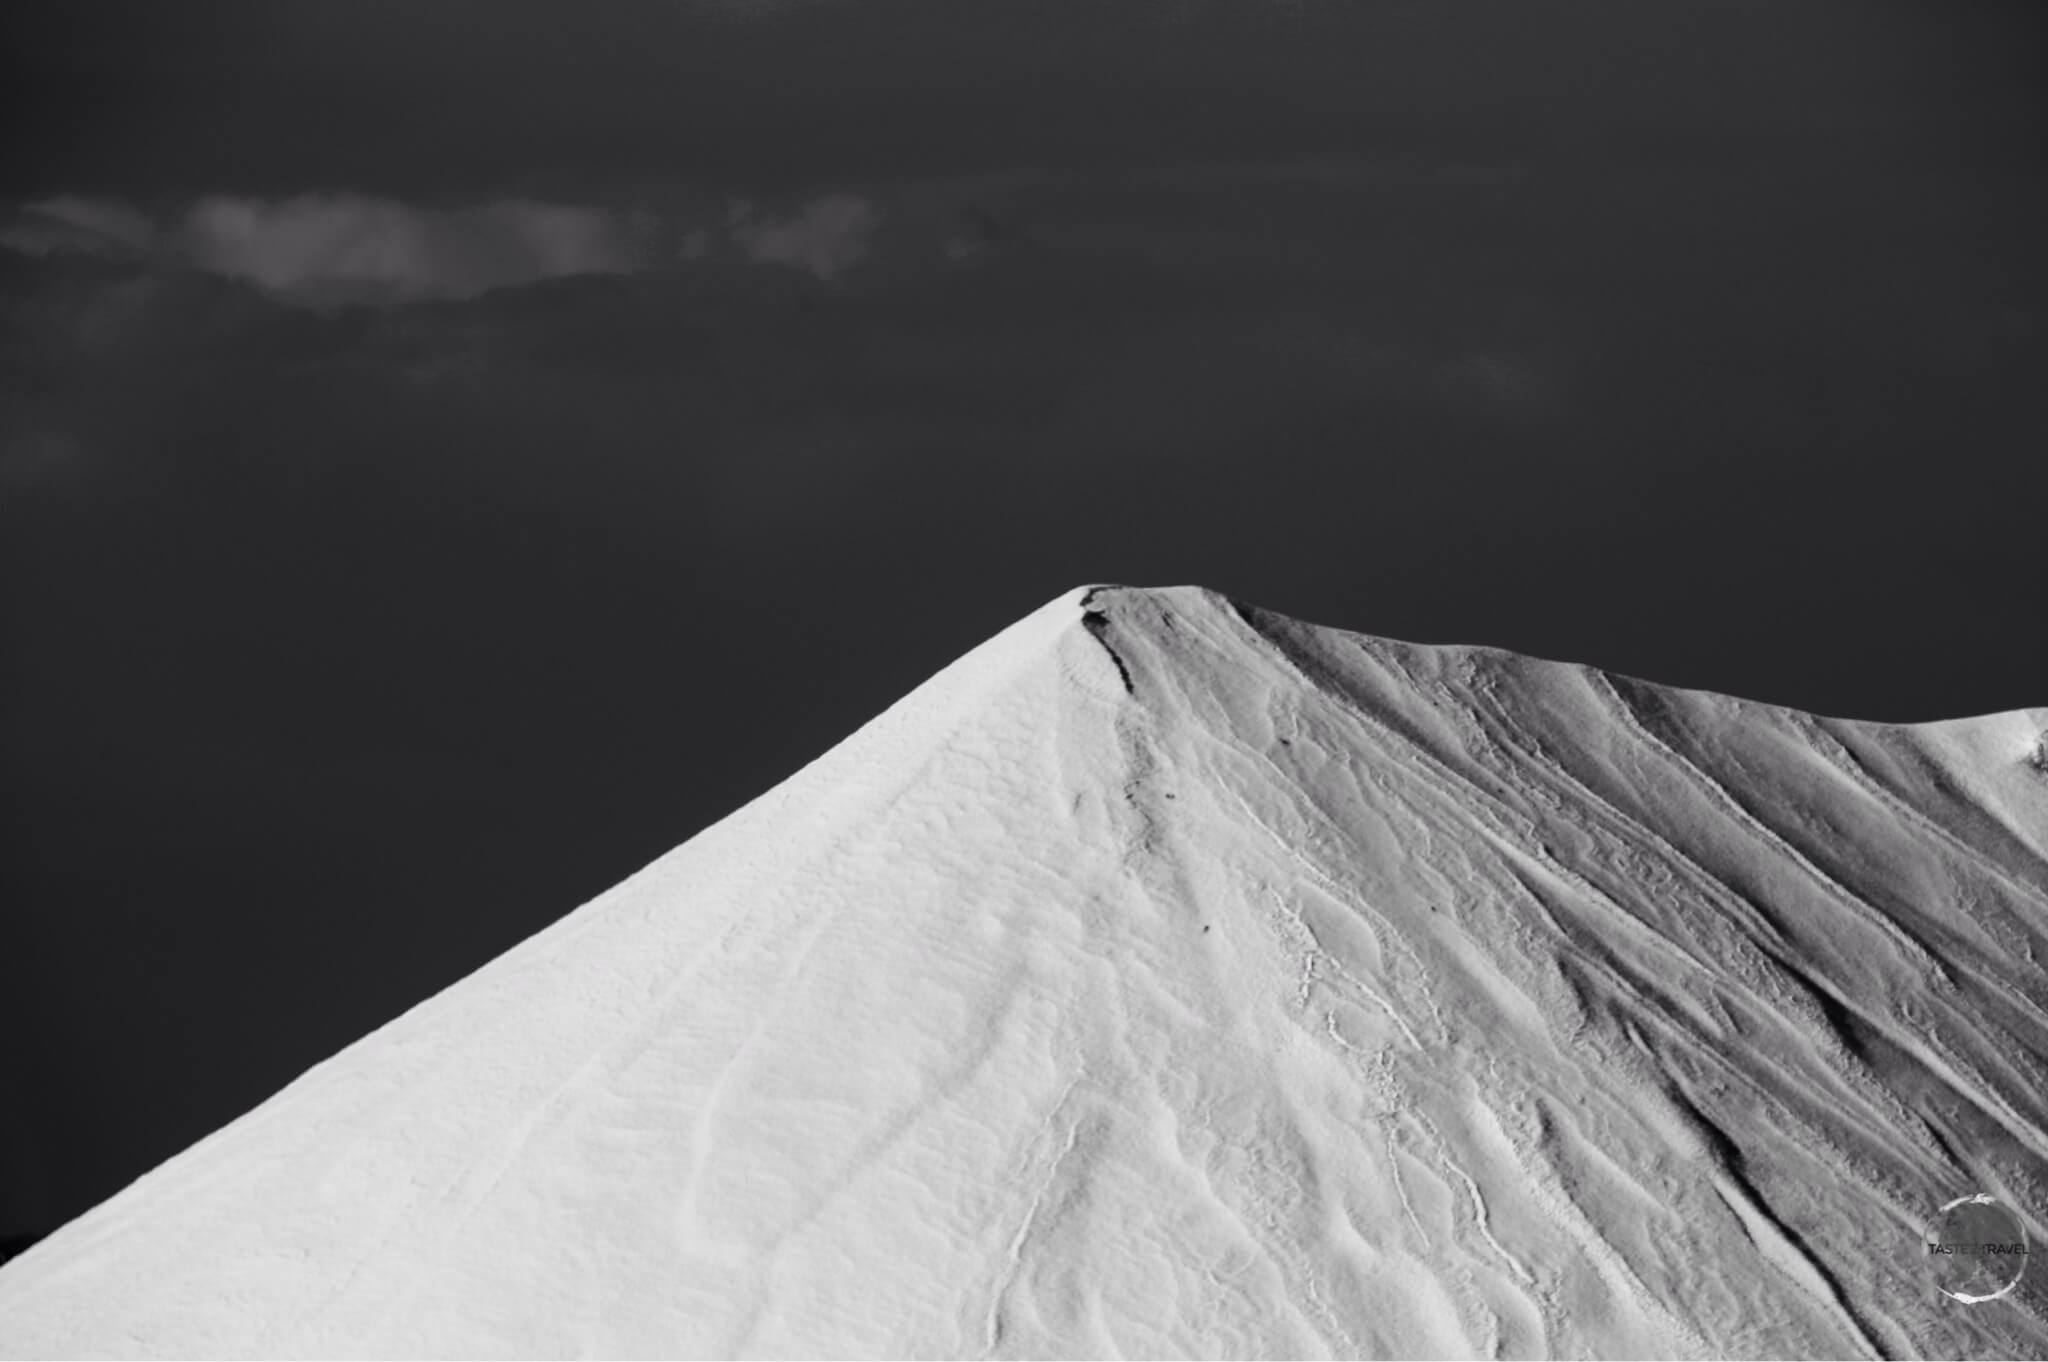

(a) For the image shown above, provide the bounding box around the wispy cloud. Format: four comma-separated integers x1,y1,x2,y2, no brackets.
177,196,652,303
0,197,157,258
728,195,882,282
1,194,656,304
5,191,894,301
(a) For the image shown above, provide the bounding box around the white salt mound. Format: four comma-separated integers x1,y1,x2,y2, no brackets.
3,585,2044,1358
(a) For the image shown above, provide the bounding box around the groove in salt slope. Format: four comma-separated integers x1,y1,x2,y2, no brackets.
1494,855,1737,1053
1450,660,1802,951
1379,1126,1434,1254
1312,722,1714,1056
1591,944,1970,1231
1699,738,2048,1046
1509,1114,1714,1359
1219,602,1559,856
1689,1023,1953,1219
1786,719,2048,1039
1749,951,1973,1171
1932,922,2048,1043
1835,713,2048,892
1589,673,1962,990
1791,712,2048,913
1190,620,1625,1057
1710,1168,1889,1359
1442,696,1895,1109
1506,796,1961,1185
1233,608,1510,796
1482,805,1732,1007
1261,753,1794,1351
1452,709,1926,1142
1564,786,2048,1187
1509,864,1964,1249
1616,1011,2035,1343
1461,1086,1570,1353
1277,852,1442,1049
1663,1081,1897,1360
1407,1106,1538,1295
1229,614,1811,1082
983,1080,1085,1357
1715,880,2048,1176
1891,1021,2048,1168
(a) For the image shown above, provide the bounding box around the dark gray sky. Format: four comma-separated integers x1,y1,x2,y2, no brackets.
2,0,2044,1246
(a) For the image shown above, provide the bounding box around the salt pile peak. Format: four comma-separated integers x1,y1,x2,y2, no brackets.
3,585,2044,1358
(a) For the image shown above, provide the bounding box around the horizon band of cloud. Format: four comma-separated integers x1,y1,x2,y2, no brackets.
2,191,888,304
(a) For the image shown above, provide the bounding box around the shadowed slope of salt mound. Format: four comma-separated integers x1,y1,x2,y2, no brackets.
2,585,2044,1359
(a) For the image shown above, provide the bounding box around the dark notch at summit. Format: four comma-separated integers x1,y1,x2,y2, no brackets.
1079,588,1136,696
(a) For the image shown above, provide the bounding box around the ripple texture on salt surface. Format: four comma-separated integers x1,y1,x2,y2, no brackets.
2,585,2044,1359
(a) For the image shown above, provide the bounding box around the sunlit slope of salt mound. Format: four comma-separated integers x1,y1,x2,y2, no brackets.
3,585,2044,1359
